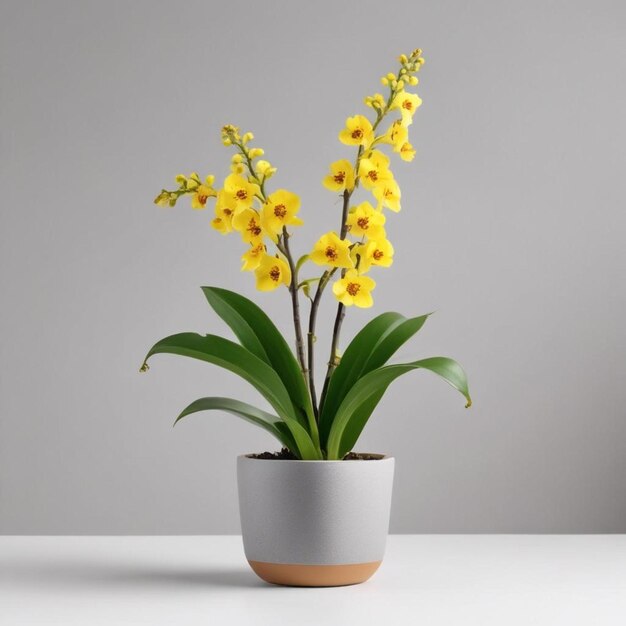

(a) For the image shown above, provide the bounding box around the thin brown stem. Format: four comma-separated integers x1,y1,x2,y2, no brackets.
318,190,352,410
307,269,335,419
279,227,308,380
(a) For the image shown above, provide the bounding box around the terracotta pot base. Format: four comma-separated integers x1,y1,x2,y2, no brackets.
248,559,382,587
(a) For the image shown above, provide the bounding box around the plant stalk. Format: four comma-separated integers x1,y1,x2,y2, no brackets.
306,269,335,418
318,189,353,409
279,227,308,381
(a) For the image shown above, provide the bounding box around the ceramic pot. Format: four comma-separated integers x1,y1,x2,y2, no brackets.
237,453,395,587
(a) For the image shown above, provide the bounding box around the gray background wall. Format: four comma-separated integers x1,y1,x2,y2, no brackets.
1,0,625,534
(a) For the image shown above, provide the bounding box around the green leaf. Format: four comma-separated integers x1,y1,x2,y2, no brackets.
142,332,321,459
174,396,299,454
318,312,405,445
362,314,431,373
201,287,315,434
319,313,433,448
326,357,471,460
201,289,269,363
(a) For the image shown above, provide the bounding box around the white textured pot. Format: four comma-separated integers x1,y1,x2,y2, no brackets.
237,454,395,587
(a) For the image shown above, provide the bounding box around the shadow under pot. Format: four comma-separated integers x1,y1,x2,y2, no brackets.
237,453,395,587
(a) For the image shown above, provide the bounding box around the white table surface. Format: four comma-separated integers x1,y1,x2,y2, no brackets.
1,535,625,625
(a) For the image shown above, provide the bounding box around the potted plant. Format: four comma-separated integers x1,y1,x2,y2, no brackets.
142,48,471,587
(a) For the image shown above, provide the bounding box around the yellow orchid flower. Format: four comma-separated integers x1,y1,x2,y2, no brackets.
346,201,386,240
310,232,354,269
338,115,374,147
255,254,291,291
232,208,265,244
323,159,356,193
190,184,216,209
399,142,416,161
358,150,393,190
391,90,422,126
352,239,395,272
223,174,259,212
372,179,401,212
332,270,376,308
215,189,237,218
260,190,304,240
381,120,408,151
208,190,237,233
241,242,267,271
211,216,231,234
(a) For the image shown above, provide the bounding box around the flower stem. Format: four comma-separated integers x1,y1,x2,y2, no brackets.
279,227,308,380
306,269,335,419
317,67,407,412
234,140,309,384
318,189,352,410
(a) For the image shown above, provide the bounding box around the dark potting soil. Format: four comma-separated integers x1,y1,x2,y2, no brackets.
248,449,383,461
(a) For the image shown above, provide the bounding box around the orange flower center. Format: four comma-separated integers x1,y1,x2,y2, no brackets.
357,217,370,230
269,266,281,282
402,100,413,111
373,250,384,260
333,171,346,184
247,219,261,237
223,208,233,215
351,128,363,140
325,246,338,261
236,189,248,200
273,204,287,218
366,170,378,182
346,282,361,296
198,195,208,205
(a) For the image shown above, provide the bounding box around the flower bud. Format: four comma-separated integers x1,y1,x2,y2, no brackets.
186,175,199,190
249,148,264,158
386,72,396,81
154,190,170,206
256,159,271,174
380,76,389,86
242,132,254,144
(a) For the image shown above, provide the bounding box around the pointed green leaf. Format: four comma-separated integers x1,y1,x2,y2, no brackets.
174,396,298,454
143,332,321,459
326,357,471,459
319,312,405,444
362,314,431,373
201,288,269,363
143,332,294,418
201,287,314,432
